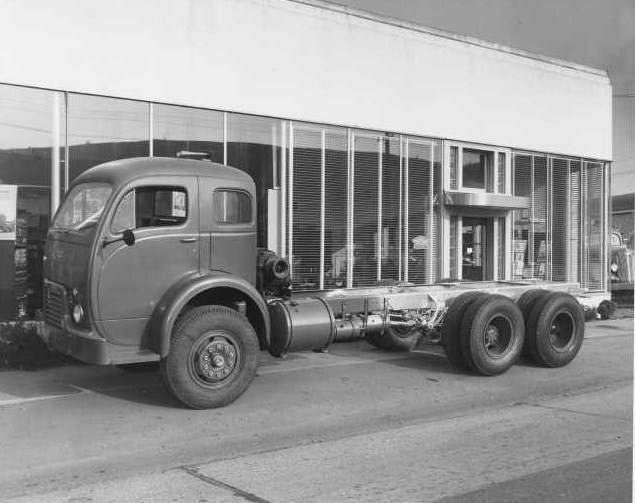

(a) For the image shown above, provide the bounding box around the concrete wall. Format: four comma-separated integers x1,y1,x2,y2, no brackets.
0,0,612,159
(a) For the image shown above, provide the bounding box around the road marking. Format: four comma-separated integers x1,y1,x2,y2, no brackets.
0,384,86,407
182,466,272,503
0,391,77,407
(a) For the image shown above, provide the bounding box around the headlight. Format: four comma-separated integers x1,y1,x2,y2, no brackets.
610,263,619,273
72,303,84,324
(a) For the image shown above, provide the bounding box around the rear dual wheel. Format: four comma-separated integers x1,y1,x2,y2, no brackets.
524,292,585,367
442,292,485,369
459,295,525,376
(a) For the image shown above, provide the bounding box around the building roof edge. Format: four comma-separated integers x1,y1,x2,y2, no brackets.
288,0,609,79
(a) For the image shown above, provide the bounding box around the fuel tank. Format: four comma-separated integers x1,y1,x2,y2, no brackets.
268,298,334,356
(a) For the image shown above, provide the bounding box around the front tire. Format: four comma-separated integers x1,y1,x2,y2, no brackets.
160,305,259,409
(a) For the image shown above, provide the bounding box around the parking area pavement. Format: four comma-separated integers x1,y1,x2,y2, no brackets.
0,316,631,408
0,314,631,502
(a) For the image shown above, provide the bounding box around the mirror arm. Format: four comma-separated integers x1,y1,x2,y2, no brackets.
102,236,123,247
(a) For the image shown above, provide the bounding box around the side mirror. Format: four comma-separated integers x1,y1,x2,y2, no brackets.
122,229,136,246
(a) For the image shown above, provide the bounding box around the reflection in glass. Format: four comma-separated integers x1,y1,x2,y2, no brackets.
462,149,488,190
52,182,111,233
153,104,223,161
67,94,149,182
0,84,64,188
215,190,252,225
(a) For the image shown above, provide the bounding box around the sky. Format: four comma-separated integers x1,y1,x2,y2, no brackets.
326,0,635,195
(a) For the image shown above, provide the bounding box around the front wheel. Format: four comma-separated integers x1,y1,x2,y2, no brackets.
160,305,259,409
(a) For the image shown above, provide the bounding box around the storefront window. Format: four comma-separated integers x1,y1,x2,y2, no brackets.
0,84,64,319
153,104,223,161
67,94,149,183
324,131,348,288
406,139,433,284
227,113,285,248
353,134,381,287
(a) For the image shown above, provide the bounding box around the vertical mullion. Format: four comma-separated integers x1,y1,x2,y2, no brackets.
148,102,154,158
51,92,61,215
288,123,294,275
398,136,403,281
64,92,69,191
429,142,434,283
602,162,613,291
403,140,410,282
280,121,287,258
566,160,571,282
580,159,589,290
547,157,552,280
347,129,354,289
319,129,326,291
530,155,535,278
222,112,228,165
377,138,383,281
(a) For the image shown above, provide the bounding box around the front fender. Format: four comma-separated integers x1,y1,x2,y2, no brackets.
147,271,270,357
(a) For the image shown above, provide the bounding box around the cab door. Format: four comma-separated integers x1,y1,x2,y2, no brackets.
199,177,256,285
94,176,199,346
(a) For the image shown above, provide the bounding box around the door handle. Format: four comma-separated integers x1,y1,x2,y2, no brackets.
180,237,197,243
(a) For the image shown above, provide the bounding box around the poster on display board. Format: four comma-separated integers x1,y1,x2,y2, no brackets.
0,185,17,241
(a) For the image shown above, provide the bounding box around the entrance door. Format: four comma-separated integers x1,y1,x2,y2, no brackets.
462,217,490,281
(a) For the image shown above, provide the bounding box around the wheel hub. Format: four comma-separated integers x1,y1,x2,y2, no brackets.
549,312,575,349
485,325,500,348
482,315,513,358
196,336,237,383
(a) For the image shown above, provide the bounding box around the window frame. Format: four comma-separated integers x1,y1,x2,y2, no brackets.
213,188,254,226
445,141,511,195
110,185,189,234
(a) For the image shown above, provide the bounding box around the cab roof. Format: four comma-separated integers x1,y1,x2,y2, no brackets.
73,157,254,187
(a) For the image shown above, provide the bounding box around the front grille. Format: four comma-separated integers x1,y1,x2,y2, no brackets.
44,282,65,328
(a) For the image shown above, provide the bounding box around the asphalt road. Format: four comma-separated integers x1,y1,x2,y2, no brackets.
0,317,632,502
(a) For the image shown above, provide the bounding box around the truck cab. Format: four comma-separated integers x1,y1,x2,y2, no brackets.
43,157,271,407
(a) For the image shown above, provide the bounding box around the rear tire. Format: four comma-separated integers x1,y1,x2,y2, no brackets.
525,292,585,367
459,295,525,376
442,292,485,369
516,289,549,356
517,289,549,320
160,305,259,409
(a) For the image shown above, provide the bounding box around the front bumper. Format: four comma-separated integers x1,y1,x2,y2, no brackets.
42,322,116,365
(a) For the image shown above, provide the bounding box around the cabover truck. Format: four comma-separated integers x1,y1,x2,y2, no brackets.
42,157,589,409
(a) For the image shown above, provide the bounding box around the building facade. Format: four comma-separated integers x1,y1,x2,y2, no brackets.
0,0,612,320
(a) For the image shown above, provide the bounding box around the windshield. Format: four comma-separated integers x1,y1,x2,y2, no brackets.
52,183,112,232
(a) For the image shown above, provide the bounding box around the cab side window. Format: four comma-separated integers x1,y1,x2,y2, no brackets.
111,186,187,234
214,190,252,225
